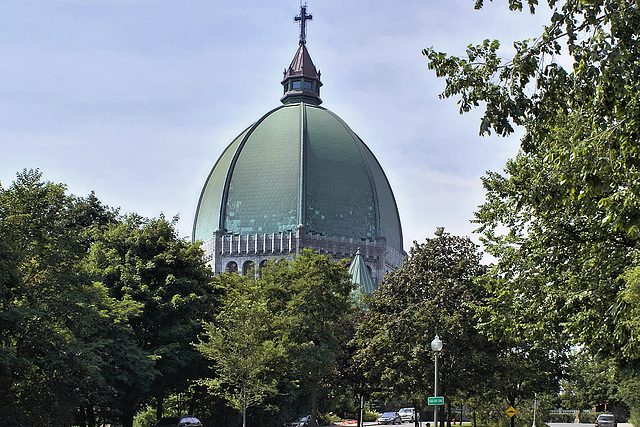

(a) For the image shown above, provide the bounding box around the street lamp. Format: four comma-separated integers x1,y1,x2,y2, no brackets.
431,335,443,427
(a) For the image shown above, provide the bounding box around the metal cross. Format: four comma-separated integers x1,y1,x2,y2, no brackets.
295,4,313,45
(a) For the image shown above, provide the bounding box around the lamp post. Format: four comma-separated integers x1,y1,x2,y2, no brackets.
431,335,443,427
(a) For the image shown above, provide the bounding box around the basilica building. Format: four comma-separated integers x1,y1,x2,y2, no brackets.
192,6,405,290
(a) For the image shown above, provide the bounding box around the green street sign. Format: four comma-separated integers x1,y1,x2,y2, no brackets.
428,396,445,406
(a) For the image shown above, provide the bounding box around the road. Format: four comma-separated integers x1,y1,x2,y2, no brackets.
333,422,634,427
358,422,446,427
549,424,633,427
332,422,420,427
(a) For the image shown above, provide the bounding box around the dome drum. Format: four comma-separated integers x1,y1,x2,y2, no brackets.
199,225,403,285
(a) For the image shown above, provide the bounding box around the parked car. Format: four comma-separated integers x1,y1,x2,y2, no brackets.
284,415,316,427
595,414,617,427
153,415,203,427
398,407,419,422
377,411,402,425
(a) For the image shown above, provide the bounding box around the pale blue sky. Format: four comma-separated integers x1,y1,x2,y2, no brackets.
1,0,552,256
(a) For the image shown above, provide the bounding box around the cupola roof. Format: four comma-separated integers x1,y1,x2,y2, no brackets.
281,5,322,105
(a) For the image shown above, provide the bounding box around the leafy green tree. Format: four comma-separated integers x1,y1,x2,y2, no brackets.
559,351,618,413
612,267,640,424
0,169,117,425
0,170,217,426
324,311,370,427
87,214,218,427
196,273,285,427
616,267,640,362
261,249,354,427
423,0,640,417
489,340,563,427
353,231,490,425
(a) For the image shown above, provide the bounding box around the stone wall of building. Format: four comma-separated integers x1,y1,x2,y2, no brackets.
200,224,405,288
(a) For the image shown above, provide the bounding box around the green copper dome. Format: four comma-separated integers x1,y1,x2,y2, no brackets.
193,101,403,253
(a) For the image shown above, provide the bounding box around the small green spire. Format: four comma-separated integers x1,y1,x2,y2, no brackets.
349,249,376,294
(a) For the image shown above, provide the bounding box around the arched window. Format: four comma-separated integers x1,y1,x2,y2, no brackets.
243,260,255,276
258,259,268,278
226,261,238,273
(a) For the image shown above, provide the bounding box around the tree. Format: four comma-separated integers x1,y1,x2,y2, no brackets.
87,214,218,427
196,273,285,427
353,231,490,426
559,351,618,414
0,169,117,425
0,170,218,426
423,0,640,417
261,249,354,427
324,311,370,427
491,341,564,427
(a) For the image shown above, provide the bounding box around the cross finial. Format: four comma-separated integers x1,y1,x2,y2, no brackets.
295,3,313,45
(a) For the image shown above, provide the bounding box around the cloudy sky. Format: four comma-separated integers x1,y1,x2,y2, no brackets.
1,0,554,257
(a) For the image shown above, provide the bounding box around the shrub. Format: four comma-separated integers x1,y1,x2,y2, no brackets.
364,410,379,422
547,413,575,423
580,412,598,423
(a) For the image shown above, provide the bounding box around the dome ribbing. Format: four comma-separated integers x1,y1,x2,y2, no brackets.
193,102,403,254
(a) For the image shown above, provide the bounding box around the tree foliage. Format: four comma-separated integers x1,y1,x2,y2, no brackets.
353,232,490,412
195,249,354,427
260,249,354,427
86,214,217,427
197,273,285,427
559,351,618,411
423,0,640,416
0,169,117,425
0,170,218,427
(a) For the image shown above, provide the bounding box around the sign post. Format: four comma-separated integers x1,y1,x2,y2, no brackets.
507,406,517,427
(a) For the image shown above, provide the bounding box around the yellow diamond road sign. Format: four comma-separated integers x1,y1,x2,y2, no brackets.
506,407,517,418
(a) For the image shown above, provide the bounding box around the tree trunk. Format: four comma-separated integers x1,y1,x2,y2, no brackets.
243,379,248,427
87,405,96,427
310,378,319,427
156,394,164,421
122,404,136,427
77,406,87,427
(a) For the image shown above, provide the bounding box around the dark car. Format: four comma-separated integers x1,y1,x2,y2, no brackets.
284,415,316,427
153,415,203,427
377,411,402,425
595,414,617,427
